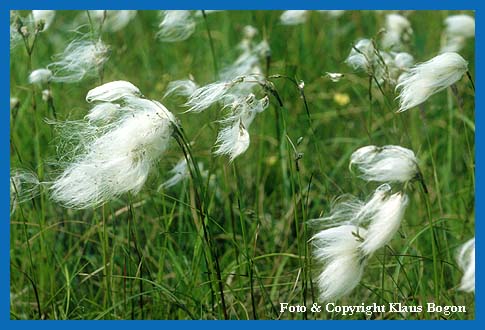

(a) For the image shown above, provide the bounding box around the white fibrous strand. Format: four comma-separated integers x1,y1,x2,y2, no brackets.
157,10,196,42
48,38,110,83
395,52,468,112
164,79,199,98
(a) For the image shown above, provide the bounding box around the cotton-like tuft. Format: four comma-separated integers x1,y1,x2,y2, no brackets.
159,158,189,190
444,15,475,39
48,38,110,83
51,84,176,209
395,52,468,112
312,225,367,301
381,14,413,50
280,10,308,26
359,190,409,255
345,39,375,71
157,10,196,42
86,80,141,103
85,102,121,122
350,145,419,183
89,10,137,32
457,237,475,293
164,79,199,98
28,68,52,84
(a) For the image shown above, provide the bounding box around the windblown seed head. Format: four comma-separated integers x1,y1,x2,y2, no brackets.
440,15,475,53
345,39,375,71
350,145,419,183
312,225,367,301
159,158,189,190
157,10,196,42
393,52,414,70
444,15,475,39
89,10,137,32
48,38,110,83
184,78,244,113
381,14,413,50
32,10,55,31
360,190,409,256
214,121,250,162
28,68,52,84
395,52,468,112
86,80,141,103
164,79,199,98
457,237,475,293
280,10,308,25
51,84,176,209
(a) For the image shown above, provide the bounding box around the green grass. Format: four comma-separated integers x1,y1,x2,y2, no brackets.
10,10,475,320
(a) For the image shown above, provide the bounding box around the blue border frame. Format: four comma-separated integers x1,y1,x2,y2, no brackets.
3,0,481,326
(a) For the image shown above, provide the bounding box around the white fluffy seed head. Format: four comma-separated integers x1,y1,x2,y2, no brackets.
394,52,414,70
382,14,413,51
395,52,468,112
51,88,176,209
164,79,199,98
158,158,189,190
157,10,196,42
280,10,308,25
86,80,141,103
312,225,367,301
32,10,55,31
28,68,52,84
360,191,409,256
350,145,419,183
184,80,236,113
214,122,250,162
89,10,137,32
345,39,375,71
457,237,475,293
48,38,110,83
444,15,475,39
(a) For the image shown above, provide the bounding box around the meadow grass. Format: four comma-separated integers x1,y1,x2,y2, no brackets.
10,10,475,319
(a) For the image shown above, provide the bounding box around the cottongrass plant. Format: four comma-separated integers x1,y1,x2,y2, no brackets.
50,81,176,209
312,225,367,302
280,10,308,26
312,145,417,301
157,10,196,42
28,68,52,84
350,145,420,183
440,14,475,53
159,158,189,190
88,10,137,32
396,52,468,112
457,237,475,293
163,79,199,98
381,14,413,51
166,26,272,161
47,37,110,83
